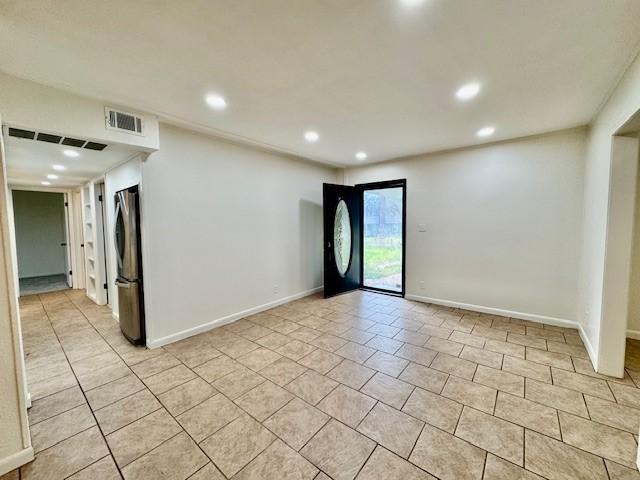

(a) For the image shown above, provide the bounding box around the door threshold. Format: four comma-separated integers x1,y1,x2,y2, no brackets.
359,287,404,298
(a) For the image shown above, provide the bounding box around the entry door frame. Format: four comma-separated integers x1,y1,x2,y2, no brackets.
356,179,407,298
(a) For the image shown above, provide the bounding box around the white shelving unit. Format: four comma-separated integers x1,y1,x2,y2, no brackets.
81,181,108,305
81,185,97,302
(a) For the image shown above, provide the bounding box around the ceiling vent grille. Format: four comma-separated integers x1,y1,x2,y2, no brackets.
105,107,144,136
5,127,107,151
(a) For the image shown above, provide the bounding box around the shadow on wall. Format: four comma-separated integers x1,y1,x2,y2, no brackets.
299,199,323,290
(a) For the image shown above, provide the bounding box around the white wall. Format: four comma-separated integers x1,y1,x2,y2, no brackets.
142,124,338,346
12,190,67,278
104,156,143,318
0,71,159,151
580,52,640,375
345,128,587,324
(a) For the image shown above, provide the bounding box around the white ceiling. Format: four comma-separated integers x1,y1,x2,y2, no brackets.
4,133,140,188
1,0,640,166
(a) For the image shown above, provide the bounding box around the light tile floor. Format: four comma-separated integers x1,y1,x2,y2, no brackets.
4,289,640,479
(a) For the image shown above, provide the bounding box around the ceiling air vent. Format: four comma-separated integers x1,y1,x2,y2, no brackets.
105,107,144,136
4,126,109,152
61,136,86,147
8,128,35,140
84,141,108,151
37,132,63,144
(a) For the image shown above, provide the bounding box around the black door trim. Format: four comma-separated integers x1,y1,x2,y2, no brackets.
356,179,407,298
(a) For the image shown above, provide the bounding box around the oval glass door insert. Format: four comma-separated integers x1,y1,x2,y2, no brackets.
334,199,352,277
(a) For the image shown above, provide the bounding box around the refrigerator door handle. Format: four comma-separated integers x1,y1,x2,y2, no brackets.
114,199,123,271
115,279,131,289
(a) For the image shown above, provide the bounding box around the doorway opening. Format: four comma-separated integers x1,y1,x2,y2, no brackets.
596,110,640,377
323,179,406,298
361,180,405,295
12,189,71,295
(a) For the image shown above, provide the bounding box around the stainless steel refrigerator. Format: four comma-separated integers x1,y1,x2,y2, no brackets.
114,185,145,345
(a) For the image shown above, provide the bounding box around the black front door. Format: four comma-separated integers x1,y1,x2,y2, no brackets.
323,183,361,298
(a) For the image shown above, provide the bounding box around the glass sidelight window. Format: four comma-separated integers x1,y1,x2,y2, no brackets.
362,187,404,293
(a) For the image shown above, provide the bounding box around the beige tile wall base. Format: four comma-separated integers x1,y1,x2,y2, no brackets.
0,447,33,476
146,287,324,349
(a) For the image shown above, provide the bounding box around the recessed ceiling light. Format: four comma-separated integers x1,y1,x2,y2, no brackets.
304,131,319,143
400,0,426,7
41,181,51,186
477,126,495,138
456,82,481,101
205,93,227,110
355,151,367,160
52,165,66,171
47,174,59,180
63,149,79,158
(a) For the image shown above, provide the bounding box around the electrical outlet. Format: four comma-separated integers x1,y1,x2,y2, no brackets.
419,281,425,291
418,223,427,232
273,284,279,294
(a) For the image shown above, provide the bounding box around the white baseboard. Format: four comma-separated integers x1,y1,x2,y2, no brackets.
112,311,119,322
405,294,578,329
404,293,605,374
25,392,31,409
627,329,640,340
146,286,324,349
0,447,34,476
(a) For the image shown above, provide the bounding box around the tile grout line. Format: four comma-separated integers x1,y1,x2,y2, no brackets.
85,381,147,412
27,385,84,427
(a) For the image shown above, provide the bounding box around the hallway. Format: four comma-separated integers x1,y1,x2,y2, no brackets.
5,290,640,479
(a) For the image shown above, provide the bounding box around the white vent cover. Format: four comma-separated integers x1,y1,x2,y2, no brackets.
105,107,144,136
